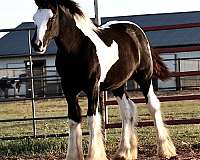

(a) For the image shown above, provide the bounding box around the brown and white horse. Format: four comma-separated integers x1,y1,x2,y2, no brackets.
31,0,176,159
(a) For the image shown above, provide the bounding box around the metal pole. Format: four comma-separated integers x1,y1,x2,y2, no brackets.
99,90,106,139
28,30,37,137
94,0,101,25
104,91,108,140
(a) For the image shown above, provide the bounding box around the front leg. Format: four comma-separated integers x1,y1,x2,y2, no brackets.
86,84,108,160
67,120,83,160
65,91,84,160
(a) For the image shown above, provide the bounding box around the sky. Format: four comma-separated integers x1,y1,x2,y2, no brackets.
0,0,200,31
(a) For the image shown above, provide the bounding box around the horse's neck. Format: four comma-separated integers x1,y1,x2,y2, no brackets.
57,24,83,53
56,8,83,54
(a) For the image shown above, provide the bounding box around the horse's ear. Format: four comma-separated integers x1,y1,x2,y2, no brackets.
60,0,83,16
49,0,59,12
49,0,58,6
34,0,49,8
34,0,58,10
34,0,42,7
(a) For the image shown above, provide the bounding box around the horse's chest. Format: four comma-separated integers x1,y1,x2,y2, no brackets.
55,54,91,83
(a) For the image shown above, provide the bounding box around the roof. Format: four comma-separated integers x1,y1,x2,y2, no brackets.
0,22,56,57
102,11,200,27
1,11,200,57
101,11,200,48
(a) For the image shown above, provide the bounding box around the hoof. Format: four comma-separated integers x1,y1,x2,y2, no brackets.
158,138,177,159
112,150,137,160
112,155,126,160
87,152,108,160
112,155,137,160
87,157,108,160
159,156,178,160
66,155,84,160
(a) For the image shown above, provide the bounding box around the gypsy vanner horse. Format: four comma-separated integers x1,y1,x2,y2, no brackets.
31,0,176,159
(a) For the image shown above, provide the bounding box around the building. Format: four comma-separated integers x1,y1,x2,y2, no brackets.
0,22,59,98
0,11,200,97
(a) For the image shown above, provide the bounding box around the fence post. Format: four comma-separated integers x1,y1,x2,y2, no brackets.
103,91,108,140
175,55,181,90
28,30,37,137
99,91,108,140
94,0,101,25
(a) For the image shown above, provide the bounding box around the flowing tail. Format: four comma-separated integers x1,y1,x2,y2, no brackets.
151,50,171,80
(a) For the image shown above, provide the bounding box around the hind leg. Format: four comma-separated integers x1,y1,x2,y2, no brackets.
147,80,176,158
136,78,176,159
112,86,138,160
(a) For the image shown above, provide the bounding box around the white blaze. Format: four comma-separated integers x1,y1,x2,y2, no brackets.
74,15,119,82
33,9,53,52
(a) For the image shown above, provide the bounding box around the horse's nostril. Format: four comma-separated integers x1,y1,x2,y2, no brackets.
31,39,43,49
38,40,43,48
35,39,43,48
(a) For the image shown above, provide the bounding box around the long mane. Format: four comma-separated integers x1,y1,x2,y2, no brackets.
59,0,84,16
58,0,99,33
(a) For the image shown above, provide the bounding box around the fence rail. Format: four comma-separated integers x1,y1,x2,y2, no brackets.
105,118,200,129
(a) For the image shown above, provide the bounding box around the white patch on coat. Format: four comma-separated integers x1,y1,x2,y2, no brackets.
33,9,53,53
74,14,119,82
66,120,84,160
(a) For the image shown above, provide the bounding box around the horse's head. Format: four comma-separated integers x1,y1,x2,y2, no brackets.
31,0,59,54
32,0,88,54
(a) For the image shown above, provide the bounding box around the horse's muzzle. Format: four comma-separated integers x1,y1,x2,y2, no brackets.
31,39,46,54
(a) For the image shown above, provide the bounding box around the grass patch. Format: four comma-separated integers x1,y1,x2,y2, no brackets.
1,125,199,158
0,138,67,156
0,97,200,158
